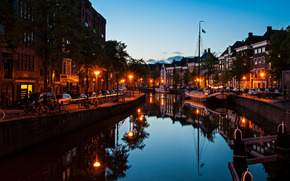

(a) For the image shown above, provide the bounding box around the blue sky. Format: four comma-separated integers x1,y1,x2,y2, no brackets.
91,0,290,64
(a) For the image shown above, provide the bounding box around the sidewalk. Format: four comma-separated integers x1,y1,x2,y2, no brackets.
237,93,290,110
1,93,143,121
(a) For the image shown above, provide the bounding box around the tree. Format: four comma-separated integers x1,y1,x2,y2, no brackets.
221,68,231,86
128,58,148,80
183,69,190,87
268,26,290,84
27,0,79,102
202,53,217,87
173,72,180,86
230,50,251,90
102,40,129,92
212,71,220,86
74,27,103,96
0,0,23,52
151,68,159,87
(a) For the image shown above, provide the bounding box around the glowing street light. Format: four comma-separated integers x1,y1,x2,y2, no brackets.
260,72,265,88
128,131,134,137
128,75,133,80
243,76,246,80
260,72,265,78
94,71,101,92
94,161,101,167
196,109,199,114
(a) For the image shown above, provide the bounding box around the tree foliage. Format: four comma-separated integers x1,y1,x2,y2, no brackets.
173,72,180,86
26,0,79,94
221,68,231,84
183,69,190,86
0,0,23,52
230,50,251,90
268,26,290,81
202,53,218,86
128,58,148,79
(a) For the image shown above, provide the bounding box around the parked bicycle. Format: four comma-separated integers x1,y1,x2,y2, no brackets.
46,99,61,113
24,103,47,115
78,99,91,109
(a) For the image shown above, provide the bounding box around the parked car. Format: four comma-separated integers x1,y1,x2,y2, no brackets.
248,89,256,95
88,92,97,98
56,94,72,105
97,91,103,96
102,90,110,96
18,92,56,107
109,90,115,94
256,88,265,94
241,88,248,93
71,93,87,100
226,87,234,93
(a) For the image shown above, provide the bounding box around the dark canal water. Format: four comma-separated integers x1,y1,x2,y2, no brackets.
0,93,284,180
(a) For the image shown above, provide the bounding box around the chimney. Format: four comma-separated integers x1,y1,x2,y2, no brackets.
267,26,272,31
208,48,211,53
248,32,253,37
204,49,207,53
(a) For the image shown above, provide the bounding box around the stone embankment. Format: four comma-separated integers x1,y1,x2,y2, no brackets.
0,95,145,158
230,94,290,130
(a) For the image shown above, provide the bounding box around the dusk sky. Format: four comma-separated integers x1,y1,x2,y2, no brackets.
92,0,290,64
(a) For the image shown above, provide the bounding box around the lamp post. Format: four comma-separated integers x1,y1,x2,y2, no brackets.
128,74,134,96
94,71,101,93
260,72,265,88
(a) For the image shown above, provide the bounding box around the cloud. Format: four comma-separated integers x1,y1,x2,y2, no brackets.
166,56,183,63
145,56,183,64
173,51,182,55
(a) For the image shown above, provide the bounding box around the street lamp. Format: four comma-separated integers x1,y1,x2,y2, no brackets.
94,71,101,93
128,74,134,96
260,72,265,88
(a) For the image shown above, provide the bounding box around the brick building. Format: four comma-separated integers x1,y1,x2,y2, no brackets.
0,0,106,106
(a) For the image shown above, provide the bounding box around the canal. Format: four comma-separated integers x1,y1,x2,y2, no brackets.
0,93,282,180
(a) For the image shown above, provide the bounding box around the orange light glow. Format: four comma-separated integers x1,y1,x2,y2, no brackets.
94,161,101,167
139,116,143,121
94,71,101,76
161,79,164,83
128,131,133,137
150,79,153,83
243,76,246,80
137,109,141,113
128,75,133,79
150,97,153,103
242,118,245,123
161,99,164,106
260,72,265,78
197,79,200,81
196,109,199,114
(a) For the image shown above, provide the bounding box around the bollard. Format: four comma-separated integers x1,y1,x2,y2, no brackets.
241,168,253,181
233,127,248,178
277,122,289,149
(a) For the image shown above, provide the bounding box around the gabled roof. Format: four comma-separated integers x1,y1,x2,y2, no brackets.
261,27,278,41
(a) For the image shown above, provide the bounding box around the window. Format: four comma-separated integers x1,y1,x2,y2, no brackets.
262,47,265,52
262,56,265,64
254,49,257,54
258,57,261,64
254,58,257,65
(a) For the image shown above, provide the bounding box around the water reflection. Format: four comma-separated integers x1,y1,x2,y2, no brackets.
0,93,281,180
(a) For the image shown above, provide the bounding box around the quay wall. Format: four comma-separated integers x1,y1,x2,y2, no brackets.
230,95,290,130
0,95,145,158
